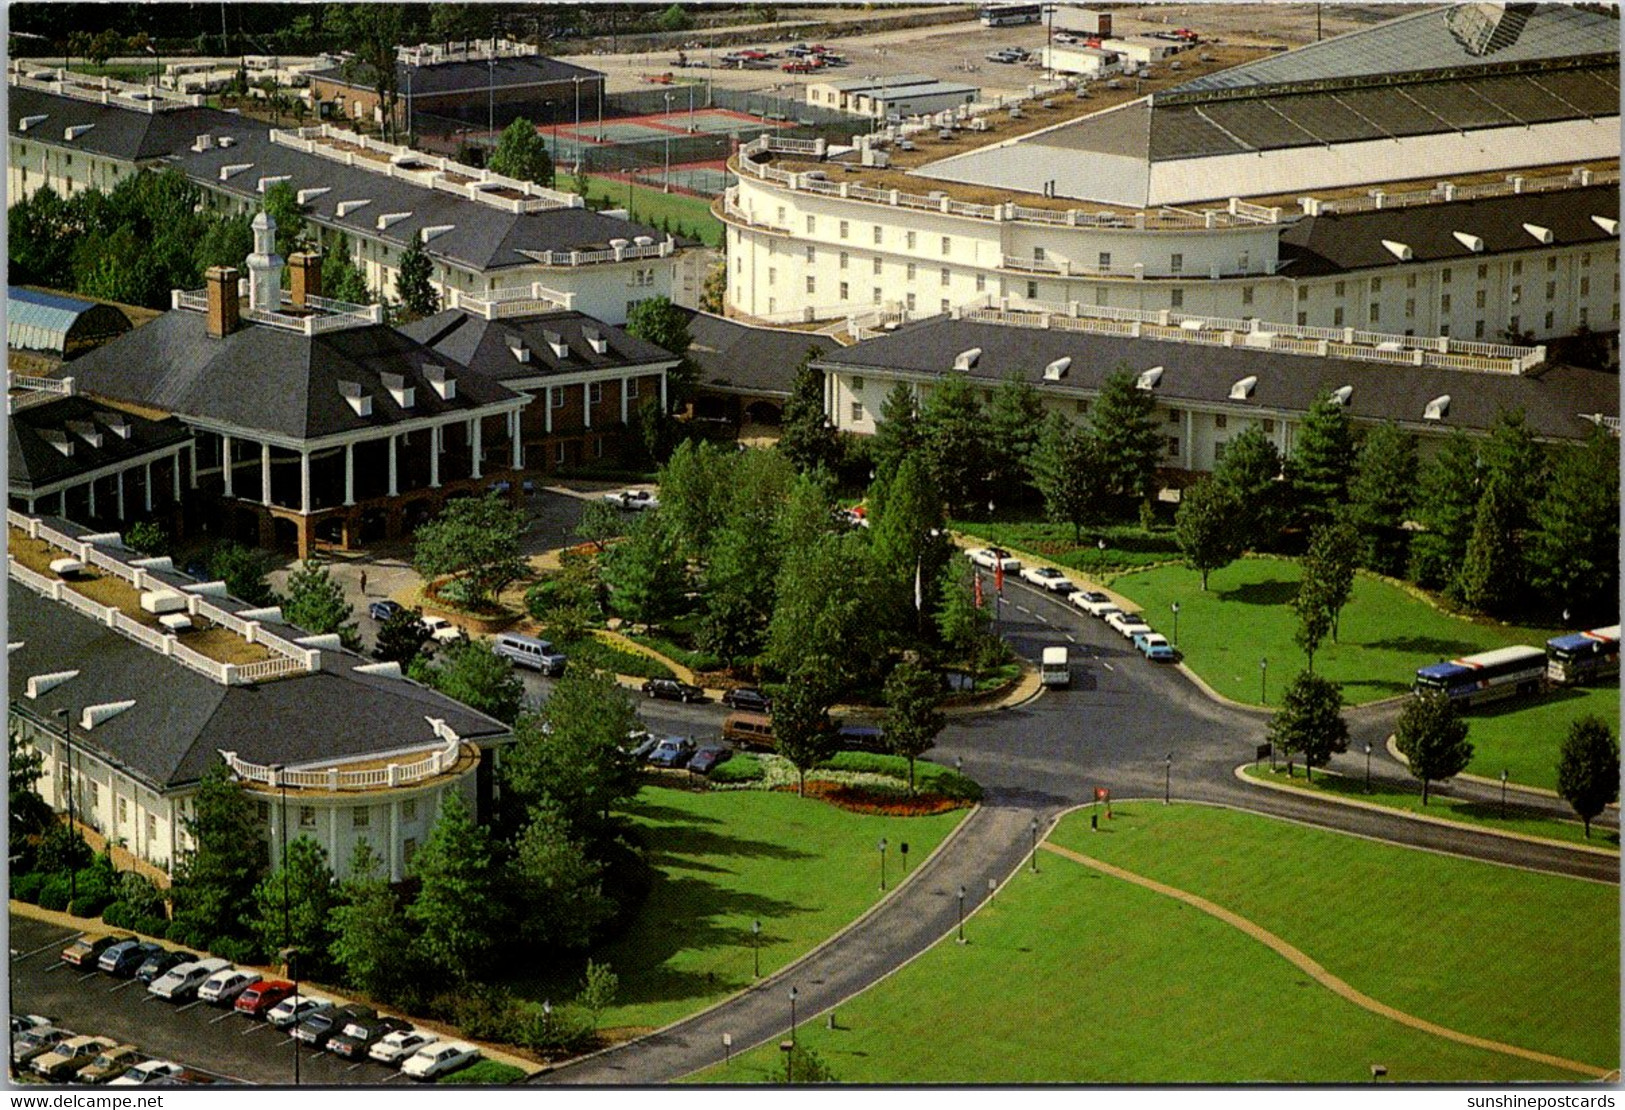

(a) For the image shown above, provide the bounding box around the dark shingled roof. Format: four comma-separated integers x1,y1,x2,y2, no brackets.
66,309,522,440
399,308,676,384
308,53,602,98
8,85,260,163
9,576,509,792
9,394,190,492
679,310,839,398
820,315,1616,442
1279,185,1620,276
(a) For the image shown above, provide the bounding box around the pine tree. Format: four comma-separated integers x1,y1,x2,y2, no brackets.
1089,368,1162,518
1530,426,1620,622
935,554,992,666
373,607,432,667
1287,392,1356,531
918,373,987,518
866,453,951,638
170,759,266,945
1478,409,1546,535
1174,478,1244,590
1346,422,1418,577
394,240,440,321
1029,412,1098,543
883,660,945,793
1393,693,1472,805
280,561,360,650
1557,715,1620,839
329,840,415,1002
872,381,923,481
1455,477,1523,615
488,117,555,186
406,792,503,984
1408,430,1482,589
601,513,688,628
1266,670,1348,780
777,347,839,475
985,372,1045,504
1302,518,1359,641
249,836,337,977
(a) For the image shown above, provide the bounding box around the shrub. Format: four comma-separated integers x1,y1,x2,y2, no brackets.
565,636,677,681
133,913,171,939
516,1001,596,1055
39,873,72,912
11,871,45,904
208,935,262,964
708,753,764,784
442,1059,526,1085
452,985,525,1043
116,871,167,922
101,901,132,928
165,920,208,948
70,892,114,919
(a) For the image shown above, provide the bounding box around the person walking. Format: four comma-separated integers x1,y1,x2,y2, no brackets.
359,570,368,597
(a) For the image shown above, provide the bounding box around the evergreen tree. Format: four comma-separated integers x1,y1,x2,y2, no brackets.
1408,431,1482,590
280,561,360,650
985,372,1045,504
918,373,988,518
261,182,307,258
373,606,432,667
506,803,615,950
406,792,503,984
1393,693,1472,805
170,759,266,945
777,348,839,475
1530,426,1620,622
1266,670,1348,781
1174,478,1244,590
1286,392,1356,531
321,246,374,305
772,668,839,797
1478,409,1546,536
883,659,946,792
329,840,415,1003
9,723,54,843
872,382,923,481
123,521,169,558
655,438,732,564
488,117,555,186
505,667,640,830
935,554,992,666
1209,424,1286,551
418,639,525,725
1089,368,1162,517
768,532,876,688
601,513,688,627
394,240,440,321
1029,412,1098,543
1455,477,1523,615
624,296,693,358
1346,422,1418,577
575,500,628,554
249,836,337,978
1302,518,1359,641
1292,570,1334,672
701,452,800,666
1557,715,1620,839
866,454,951,639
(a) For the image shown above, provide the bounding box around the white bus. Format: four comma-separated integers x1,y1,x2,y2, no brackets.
1041,646,1071,687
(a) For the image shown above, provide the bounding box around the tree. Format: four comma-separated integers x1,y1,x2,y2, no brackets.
1557,716,1620,839
1345,423,1418,577
872,382,923,481
777,348,839,475
866,453,950,638
702,452,801,666
418,640,524,724
935,553,992,665
577,959,619,1031
505,666,640,830
506,804,614,949
1029,413,1098,544
772,669,838,796
321,246,373,305
656,3,694,31
394,239,440,321
1174,479,1243,591
8,186,79,290
918,373,988,518
768,532,876,688
1455,477,1523,616
87,29,120,68
1392,693,1472,805
883,660,945,792
9,722,54,843
374,606,432,667
1408,431,1482,589
1266,670,1347,781
249,836,338,977
280,561,360,650
601,513,687,628
328,839,415,1002
170,759,265,944
1089,368,1162,517
411,492,528,608
985,372,1045,503
1287,392,1356,531
193,214,255,278
123,520,169,558
1479,409,1547,538
1530,426,1620,622
261,182,307,258
1302,518,1358,641
574,500,627,554
334,4,405,141
624,297,693,364
1291,569,1333,671
406,792,503,984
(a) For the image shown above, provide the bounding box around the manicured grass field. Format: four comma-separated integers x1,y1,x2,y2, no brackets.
693,806,1607,1084
511,786,965,1035
1240,765,1616,850
1461,683,1621,791
1108,559,1560,706
579,176,724,247
950,519,1181,576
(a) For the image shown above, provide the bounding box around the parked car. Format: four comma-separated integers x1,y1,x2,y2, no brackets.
688,743,733,776
604,489,660,511
402,1041,481,1081
297,1004,375,1049
13,1027,72,1066
493,632,567,676
198,967,262,1006
1068,590,1116,616
1019,566,1073,593
266,995,331,1030
721,687,771,713
149,957,230,1002
10,1014,50,1036
419,615,465,644
1133,631,1177,662
642,677,704,703
624,730,660,761
1106,611,1152,640
109,1060,184,1087
61,934,124,967
1091,604,1124,626
836,723,888,753
135,949,195,985
328,1015,410,1059
648,736,697,769
235,979,296,1018
33,1035,116,1080
368,1028,440,1067
99,940,163,978
966,547,1022,572
368,599,403,622
78,1043,143,1084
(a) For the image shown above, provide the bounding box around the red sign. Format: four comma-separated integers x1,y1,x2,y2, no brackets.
1094,787,1109,802
994,560,1005,594
974,574,984,609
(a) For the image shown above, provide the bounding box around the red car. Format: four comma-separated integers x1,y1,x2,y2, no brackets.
235,979,296,1018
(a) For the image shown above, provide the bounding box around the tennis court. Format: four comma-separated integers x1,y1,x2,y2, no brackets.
629,161,736,196
561,119,682,144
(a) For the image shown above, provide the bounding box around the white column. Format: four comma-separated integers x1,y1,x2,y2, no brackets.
544,389,553,434
328,805,339,873
583,383,593,429
26,497,35,513
389,799,401,883
261,443,273,506
620,377,630,423
660,372,668,410
430,427,441,488
1183,409,1194,470
143,462,153,512
470,418,483,480
344,443,355,505
509,411,521,469
387,435,399,496
188,441,198,490
87,479,97,517
299,451,311,514
221,434,235,497
172,452,183,500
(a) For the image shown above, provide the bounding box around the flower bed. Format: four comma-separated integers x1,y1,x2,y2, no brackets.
773,780,966,817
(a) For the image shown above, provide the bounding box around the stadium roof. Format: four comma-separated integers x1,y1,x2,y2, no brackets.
1173,3,1621,93
7,287,132,354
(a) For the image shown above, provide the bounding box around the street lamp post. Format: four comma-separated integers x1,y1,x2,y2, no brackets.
751,919,761,979
1500,769,1509,819
1260,657,1268,705
956,885,967,944
1170,601,1180,649
663,92,674,192
877,838,888,891
487,56,495,143
1029,816,1040,873
1364,743,1372,793
52,708,76,906
788,986,799,1043
1164,753,1172,805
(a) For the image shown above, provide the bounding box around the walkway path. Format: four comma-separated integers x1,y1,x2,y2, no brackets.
1040,841,1612,1080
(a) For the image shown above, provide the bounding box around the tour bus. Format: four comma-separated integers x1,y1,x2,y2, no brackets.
979,3,1045,27
1412,645,1546,707
1545,625,1620,686
1041,646,1071,687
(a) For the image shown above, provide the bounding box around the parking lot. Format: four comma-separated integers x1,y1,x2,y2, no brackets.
9,916,419,1086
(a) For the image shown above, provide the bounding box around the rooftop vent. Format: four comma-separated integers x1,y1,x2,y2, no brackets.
19,114,48,131
424,365,456,400
257,174,292,193
335,198,372,218
583,328,609,355
1591,215,1619,235
1423,394,1450,421
1043,356,1071,382
376,211,412,231
1135,366,1164,391
67,420,103,449
380,371,414,409
1381,239,1413,262
1522,223,1554,245
1330,385,1353,407
609,237,630,250
420,224,455,243
952,347,981,371
217,135,236,148
1229,375,1257,401
297,186,331,204
219,162,254,182
544,330,570,359
63,124,94,142
1451,231,1484,253
25,669,80,699
353,661,403,678
81,700,136,730
338,380,373,417
192,132,214,151
632,235,654,247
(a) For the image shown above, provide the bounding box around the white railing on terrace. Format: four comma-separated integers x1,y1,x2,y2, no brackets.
8,558,57,598
228,656,309,683
451,282,574,319
516,239,675,267
7,372,75,395
999,254,1279,280
224,736,467,792
110,611,171,652
171,643,230,683
170,287,383,335
7,64,203,112
1300,167,1623,216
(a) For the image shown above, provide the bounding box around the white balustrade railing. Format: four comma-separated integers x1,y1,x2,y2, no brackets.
171,643,230,682
225,736,467,791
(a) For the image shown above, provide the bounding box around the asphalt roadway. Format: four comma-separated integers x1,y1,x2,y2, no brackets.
539,573,1619,1085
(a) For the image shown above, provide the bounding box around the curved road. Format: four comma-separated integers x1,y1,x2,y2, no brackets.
541,576,1617,1084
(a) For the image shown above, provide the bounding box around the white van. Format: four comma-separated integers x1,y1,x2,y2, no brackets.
1041,646,1071,687
492,633,567,676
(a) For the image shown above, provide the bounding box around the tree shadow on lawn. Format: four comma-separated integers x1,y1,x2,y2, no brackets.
1358,635,1487,658
644,823,820,865
1213,579,1299,606
1466,683,1614,721
625,801,728,826
1339,678,1414,700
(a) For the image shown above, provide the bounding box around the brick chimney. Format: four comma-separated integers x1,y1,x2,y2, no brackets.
205,266,240,338
289,252,324,308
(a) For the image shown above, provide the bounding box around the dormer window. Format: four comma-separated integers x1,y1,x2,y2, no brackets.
1229,375,1257,401
380,372,415,409
425,365,456,401
1451,231,1484,253
544,330,570,359
1330,385,1354,407
1423,395,1450,422
336,198,372,218
338,380,373,417
67,420,103,448
101,416,132,440
1043,357,1070,382
1135,366,1163,391
952,347,981,371
41,429,73,457
583,328,609,355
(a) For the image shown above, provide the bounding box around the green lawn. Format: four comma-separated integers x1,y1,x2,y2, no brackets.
693,805,1608,1084
1240,765,1617,850
580,176,724,248
509,786,965,1035
1462,682,1621,791
951,519,1181,575
1107,559,1560,706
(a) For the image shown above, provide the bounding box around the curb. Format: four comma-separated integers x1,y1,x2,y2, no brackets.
1231,763,1619,858
1385,735,1621,813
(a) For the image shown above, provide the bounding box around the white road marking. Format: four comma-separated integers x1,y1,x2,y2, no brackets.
210,1010,236,1024
1034,613,1048,623
16,935,78,961
76,970,100,982
109,979,140,992
1065,634,1076,643
1102,662,1115,672
240,1023,270,1036
177,999,205,1012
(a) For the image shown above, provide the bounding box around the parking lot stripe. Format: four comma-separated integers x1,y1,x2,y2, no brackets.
1065,633,1076,643
109,979,139,992
347,1063,365,1072
210,1010,236,1024
240,1023,270,1036
16,936,77,961
1102,662,1115,672
76,970,100,982
177,999,205,1012
276,1038,296,1048
1035,613,1048,623
1015,605,1030,615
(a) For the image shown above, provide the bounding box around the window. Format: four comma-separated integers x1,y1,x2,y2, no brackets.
1510,284,1521,304
873,226,883,245
1333,307,1344,326
1095,286,1108,306
940,298,950,313
839,252,849,270
941,267,950,287
554,442,566,465
353,806,370,829
873,257,883,276
1546,256,1557,273
805,245,815,263
146,813,156,842
1026,281,1038,299
1169,252,1183,275
1262,419,1275,434
1476,289,1486,309
777,205,786,224
1170,288,1183,308
1075,400,1090,415
1405,298,1416,319
906,263,917,281
1166,436,1180,456
906,293,917,311
1214,414,1227,429
626,378,640,399
1511,260,1522,276
839,220,849,239
1242,286,1254,306
1213,441,1229,462
806,276,816,294
1334,281,1345,297
1440,294,1451,313
1477,264,1488,280
1034,247,1047,263
1579,306,1589,326
1097,251,1111,270
1509,314,1520,334
1167,410,1180,426
595,436,605,459
1475,320,1486,338
942,237,952,256
806,215,816,234
402,798,417,821
1441,268,1452,285
1297,287,1309,302
769,267,777,286
1440,323,1451,337
1544,311,1554,330
873,287,882,304
589,382,603,405
1581,276,1590,296
840,281,849,300
975,274,986,292
550,387,564,409
299,806,317,828
403,838,418,864
1546,281,1557,301
1407,274,1417,288
851,402,865,423
120,798,130,825
1297,312,1308,326
1368,303,1379,323
852,377,864,392
1370,277,1381,293
906,231,917,249
1582,252,1592,267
